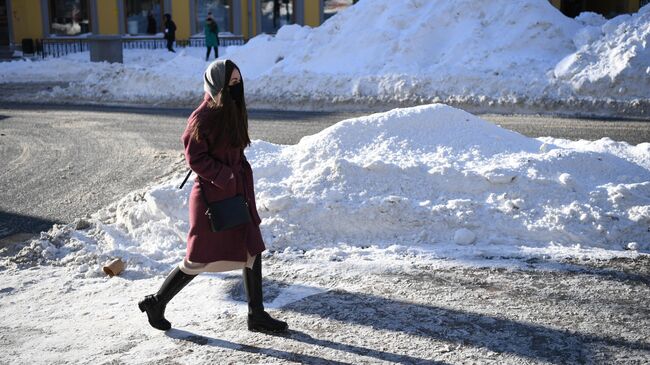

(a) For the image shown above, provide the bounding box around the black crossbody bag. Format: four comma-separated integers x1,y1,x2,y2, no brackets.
179,166,252,232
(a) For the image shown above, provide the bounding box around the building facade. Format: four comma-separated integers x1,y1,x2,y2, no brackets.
1,0,332,50
0,0,644,52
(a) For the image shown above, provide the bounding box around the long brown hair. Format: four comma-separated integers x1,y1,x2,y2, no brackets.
191,60,251,150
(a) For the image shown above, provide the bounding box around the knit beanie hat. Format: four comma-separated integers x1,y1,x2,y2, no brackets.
203,59,227,102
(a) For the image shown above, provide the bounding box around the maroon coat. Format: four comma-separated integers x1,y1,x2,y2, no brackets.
181,94,265,263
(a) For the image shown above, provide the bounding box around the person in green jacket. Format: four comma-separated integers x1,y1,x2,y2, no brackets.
205,16,220,61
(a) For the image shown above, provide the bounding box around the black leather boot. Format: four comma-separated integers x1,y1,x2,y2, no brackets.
243,255,288,333
138,266,196,331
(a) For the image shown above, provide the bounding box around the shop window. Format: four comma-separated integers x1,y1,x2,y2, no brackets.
49,0,91,36
261,0,294,34
195,0,231,35
125,0,163,35
324,0,354,22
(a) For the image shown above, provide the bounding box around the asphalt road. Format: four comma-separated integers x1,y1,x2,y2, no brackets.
1,102,649,241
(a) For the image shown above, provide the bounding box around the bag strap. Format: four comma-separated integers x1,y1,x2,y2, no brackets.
178,169,192,189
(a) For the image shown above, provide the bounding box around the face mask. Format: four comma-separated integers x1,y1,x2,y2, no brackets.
229,82,244,104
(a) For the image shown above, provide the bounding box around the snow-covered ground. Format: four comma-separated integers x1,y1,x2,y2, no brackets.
1,1,649,362
1,0,648,116
2,249,649,364
1,104,649,364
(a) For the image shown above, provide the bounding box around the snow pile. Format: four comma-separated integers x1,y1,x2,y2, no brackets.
2,0,648,114
0,55,94,83
83,50,205,101
7,104,649,277
553,6,650,100
0,48,208,105
228,0,579,103
0,49,182,83
6,183,193,276
248,104,650,252
229,0,649,106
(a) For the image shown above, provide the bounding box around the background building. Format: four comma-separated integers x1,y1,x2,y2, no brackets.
0,0,645,55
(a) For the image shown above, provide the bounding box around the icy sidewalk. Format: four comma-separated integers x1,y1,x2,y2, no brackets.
0,255,648,364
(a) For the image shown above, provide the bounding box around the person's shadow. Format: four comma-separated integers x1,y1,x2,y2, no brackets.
165,286,649,364
166,327,446,364
283,289,650,363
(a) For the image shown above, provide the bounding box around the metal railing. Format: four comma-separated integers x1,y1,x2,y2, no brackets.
122,38,175,50
40,38,89,58
188,35,246,47
38,34,246,59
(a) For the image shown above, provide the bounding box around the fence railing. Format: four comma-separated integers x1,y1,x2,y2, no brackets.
121,38,181,50
39,34,246,59
40,38,89,58
189,35,245,47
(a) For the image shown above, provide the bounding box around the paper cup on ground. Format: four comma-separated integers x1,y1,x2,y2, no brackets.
103,258,125,277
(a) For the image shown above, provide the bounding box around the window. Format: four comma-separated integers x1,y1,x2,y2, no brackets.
195,0,231,34
324,0,354,22
124,0,163,35
49,0,91,36
261,0,294,34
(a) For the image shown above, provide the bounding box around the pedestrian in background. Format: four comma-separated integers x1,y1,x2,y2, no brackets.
205,16,220,61
138,59,289,334
164,13,176,53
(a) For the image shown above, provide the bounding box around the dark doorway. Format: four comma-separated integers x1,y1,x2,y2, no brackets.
124,0,163,35
559,0,637,18
0,0,9,46
261,0,295,34
194,0,232,34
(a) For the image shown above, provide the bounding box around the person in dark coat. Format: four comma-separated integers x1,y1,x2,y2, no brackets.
138,59,288,334
163,13,176,52
204,17,220,61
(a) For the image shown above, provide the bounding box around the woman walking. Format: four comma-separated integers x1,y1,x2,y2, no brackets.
138,59,288,334
163,13,176,52
205,16,220,61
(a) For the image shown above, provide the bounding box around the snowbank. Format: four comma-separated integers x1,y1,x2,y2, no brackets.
553,6,650,101
0,48,206,103
229,0,578,103
230,0,649,110
1,0,648,115
7,104,649,278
